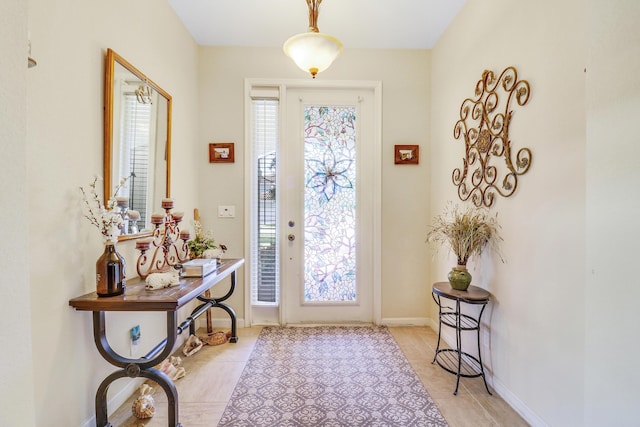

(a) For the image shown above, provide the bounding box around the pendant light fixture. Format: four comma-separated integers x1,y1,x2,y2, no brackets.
283,0,342,79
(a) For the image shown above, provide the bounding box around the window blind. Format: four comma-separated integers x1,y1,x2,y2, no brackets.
120,93,152,232
251,99,279,305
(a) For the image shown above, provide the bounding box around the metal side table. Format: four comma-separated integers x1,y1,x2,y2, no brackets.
431,281,492,395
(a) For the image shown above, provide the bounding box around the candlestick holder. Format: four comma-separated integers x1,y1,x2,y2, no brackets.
135,200,190,279
115,197,129,235
128,209,140,234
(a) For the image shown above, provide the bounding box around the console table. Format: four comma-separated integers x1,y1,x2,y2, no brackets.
431,281,492,396
69,258,244,427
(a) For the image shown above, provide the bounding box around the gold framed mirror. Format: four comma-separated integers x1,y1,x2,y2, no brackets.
104,48,172,241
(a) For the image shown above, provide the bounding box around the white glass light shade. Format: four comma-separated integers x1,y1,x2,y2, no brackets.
283,32,343,78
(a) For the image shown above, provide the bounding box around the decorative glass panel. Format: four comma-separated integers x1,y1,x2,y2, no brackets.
303,105,357,302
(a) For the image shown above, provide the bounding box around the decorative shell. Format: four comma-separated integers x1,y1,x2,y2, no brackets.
155,356,186,381
132,384,155,419
200,331,228,346
182,334,203,357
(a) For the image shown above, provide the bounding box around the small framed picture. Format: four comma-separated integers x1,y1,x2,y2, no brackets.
209,143,235,163
394,144,419,164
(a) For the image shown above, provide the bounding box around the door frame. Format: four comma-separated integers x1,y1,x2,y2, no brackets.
244,78,382,326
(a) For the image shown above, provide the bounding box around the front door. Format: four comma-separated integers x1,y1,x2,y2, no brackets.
282,86,377,324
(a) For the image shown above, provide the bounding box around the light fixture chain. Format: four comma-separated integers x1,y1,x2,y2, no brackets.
307,0,322,32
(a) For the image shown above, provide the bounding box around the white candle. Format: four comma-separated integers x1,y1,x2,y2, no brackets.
151,213,165,224
135,238,152,251
161,198,174,209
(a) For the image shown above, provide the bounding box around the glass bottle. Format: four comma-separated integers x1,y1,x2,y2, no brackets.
96,240,126,297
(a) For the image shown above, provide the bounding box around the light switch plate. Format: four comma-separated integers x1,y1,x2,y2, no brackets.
218,205,235,218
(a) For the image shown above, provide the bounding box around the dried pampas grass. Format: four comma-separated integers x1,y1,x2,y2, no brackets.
426,202,503,266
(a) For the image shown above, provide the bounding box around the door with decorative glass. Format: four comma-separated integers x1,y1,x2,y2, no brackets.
282,87,377,324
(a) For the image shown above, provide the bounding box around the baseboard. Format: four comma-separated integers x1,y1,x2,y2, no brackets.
80,317,546,427
80,377,144,427
491,376,550,427
250,321,281,326
79,316,244,427
195,317,246,330
437,327,547,427
427,317,439,331
380,317,431,326
205,317,433,328
379,316,545,426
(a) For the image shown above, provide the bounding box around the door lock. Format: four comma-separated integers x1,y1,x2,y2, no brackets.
288,234,295,241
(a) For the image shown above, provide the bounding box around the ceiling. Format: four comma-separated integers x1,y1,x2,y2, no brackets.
167,0,467,50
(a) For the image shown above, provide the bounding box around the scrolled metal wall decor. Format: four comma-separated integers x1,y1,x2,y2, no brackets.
453,66,532,207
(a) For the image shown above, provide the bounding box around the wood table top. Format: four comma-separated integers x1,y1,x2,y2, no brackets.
432,281,491,303
69,258,244,312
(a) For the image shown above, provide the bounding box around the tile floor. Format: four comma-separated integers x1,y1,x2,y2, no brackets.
108,326,528,427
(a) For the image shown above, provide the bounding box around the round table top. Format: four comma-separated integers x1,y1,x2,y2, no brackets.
432,281,490,303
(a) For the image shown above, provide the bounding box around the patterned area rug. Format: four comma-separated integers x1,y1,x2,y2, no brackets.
218,326,448,426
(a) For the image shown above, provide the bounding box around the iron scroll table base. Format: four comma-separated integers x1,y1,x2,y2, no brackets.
431,281,492,396
69,258,244,427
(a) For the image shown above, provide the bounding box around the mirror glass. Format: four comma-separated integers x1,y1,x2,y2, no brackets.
104,48,172,241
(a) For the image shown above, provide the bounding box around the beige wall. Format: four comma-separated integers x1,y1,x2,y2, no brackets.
18,10,434,425
8,0,639,425
24,0,199,425
585,1,640,426
197,46,433,323
432,0,586,424
0,0,36,425
432,0,639,426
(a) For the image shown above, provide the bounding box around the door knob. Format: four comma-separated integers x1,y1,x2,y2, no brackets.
288,234,295,241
